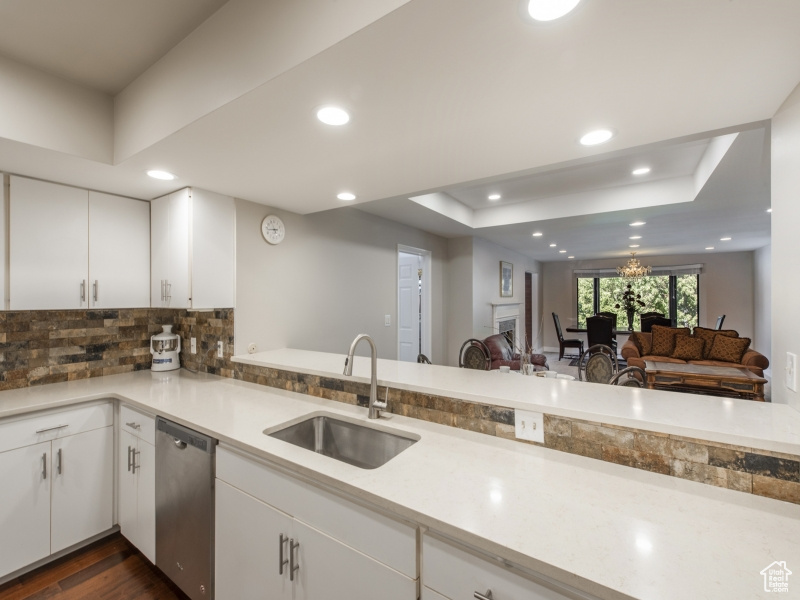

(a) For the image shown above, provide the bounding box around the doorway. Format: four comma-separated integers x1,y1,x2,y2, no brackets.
397,245,432,362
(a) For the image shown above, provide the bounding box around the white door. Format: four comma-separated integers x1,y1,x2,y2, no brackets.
136,438,157,564
0,442,51,578
292,519,417,600
118,430,139,546
9,176,89,309
215,480,293,600
89,192,150,308
397,252,421,362
51,427,113,553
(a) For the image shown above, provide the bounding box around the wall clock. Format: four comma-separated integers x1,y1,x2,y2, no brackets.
261,215,285,245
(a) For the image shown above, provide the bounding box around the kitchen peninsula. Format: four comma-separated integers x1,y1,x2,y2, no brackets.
0,367,797,600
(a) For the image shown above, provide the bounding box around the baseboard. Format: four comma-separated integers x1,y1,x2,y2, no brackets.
542,346,559,353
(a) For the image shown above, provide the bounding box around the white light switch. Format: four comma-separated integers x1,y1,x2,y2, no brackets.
515,409,544,443
217,341,224,359
787,352,797,392
190,337,196,354
385,314,391,326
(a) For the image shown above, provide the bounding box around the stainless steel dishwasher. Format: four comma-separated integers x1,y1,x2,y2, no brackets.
155,417,217,600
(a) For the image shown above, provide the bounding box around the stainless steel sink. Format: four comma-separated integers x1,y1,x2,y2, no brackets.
265,413,419,469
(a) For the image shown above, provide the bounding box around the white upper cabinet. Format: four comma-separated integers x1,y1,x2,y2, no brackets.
8,176,150,310
151,187,235,309
10,176,89,310
88,191,150,309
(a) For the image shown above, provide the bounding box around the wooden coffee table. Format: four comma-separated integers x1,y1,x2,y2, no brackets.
644,361,767,402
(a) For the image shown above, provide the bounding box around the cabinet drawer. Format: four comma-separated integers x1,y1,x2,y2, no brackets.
0,402,113,454
120,404,156,446
422,534,587,600
217,446,417,579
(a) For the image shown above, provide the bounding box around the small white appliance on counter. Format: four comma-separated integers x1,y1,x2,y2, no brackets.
150,325,181,371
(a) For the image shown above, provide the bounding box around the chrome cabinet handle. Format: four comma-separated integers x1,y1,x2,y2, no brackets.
125,422,141,430
93,280,98,303
127,446,133,472
57,448,62,475
35,424,68,434
279,534,288,575
132,450,140,473
289,539,300,581
80,279,86,303
165,280,172,301
474,591,494,600
41,453,47,479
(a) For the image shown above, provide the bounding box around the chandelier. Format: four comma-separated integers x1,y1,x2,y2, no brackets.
616,252,651,280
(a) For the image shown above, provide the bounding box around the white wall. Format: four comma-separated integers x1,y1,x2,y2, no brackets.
771,82,800,410
445,237,473,367
541,251,758,352
235,199,448,362
753,244,771,367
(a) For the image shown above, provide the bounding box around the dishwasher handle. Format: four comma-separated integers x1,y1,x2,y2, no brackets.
173,438,188,449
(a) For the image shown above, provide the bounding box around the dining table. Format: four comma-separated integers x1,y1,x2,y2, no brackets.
565,327,634,335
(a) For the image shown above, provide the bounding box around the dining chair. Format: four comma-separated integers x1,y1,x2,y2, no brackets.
578,344,618,383
586,315,617,354
640,311,664,320
596,311,618,329
458,339,491,370
552,312,584,360
610,366,646,387
417,353,431,364
641,315,672,333
715,315,726,330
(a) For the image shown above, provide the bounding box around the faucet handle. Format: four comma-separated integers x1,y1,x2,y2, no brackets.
373,387,389,410
342,356,349,375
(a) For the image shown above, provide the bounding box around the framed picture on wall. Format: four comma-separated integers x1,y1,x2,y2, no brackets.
500,261,513,297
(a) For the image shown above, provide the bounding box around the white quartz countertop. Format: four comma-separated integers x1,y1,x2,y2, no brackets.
234,348,800,455
0,371,798,600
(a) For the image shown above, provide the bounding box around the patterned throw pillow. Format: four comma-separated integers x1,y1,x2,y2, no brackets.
707,335,751,363
671,336,705,361
650,325,690,356
693,327,739,359
630,332,652,356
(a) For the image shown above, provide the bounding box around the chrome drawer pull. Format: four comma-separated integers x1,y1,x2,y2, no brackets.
289,539,300,581
474,590,494,600
279,534,288,575
125,422,141,430
35,424,68,434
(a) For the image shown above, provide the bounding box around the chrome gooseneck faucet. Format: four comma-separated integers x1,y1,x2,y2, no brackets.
343,334,387,419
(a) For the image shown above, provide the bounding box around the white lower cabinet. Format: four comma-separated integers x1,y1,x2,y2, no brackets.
422,534,585,600
215,447,418,600
117,407,156,563
0,403,113,579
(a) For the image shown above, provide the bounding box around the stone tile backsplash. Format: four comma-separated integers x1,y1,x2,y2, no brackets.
0,308,234,390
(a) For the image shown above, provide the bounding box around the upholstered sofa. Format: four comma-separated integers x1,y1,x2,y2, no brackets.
483,334,549,372
620,325,769,377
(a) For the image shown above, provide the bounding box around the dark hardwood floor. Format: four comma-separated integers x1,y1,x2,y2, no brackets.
0,534,189,600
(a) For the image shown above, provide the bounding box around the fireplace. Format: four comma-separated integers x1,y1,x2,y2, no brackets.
498,319,515,347
491,303,521,350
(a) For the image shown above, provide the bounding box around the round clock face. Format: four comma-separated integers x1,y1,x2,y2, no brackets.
261,215,285,245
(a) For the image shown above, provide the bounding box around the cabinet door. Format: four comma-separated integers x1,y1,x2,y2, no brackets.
136,438,156,564
151,195,169,307
292,520,417,600
168,189,191,308
215,479,293,600
0,442,51,578
118,430,139,548
51,427,113,553
9,176,88,309
88,192,150,308
190,188,235,309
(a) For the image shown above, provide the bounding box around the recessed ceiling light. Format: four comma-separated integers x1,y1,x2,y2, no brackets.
532,232,543,237
527,0,581,21
559,250,567,253
580,129,614,146
316,106,350,126
147,170,176,181
629,244,640,248
568,255,574,259
629,235,642,240
705,247,715,250
549,243,557,247
337,192,356,201
632,167,651,176
766,208,772,213
629,221,646,227
720,237,732,241
488,194,501,201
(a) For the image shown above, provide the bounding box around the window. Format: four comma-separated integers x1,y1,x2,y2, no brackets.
577,274,699,329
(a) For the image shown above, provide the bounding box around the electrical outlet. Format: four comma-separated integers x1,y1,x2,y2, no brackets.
190,337,197,354
217,341,224,359
514,409,544,443
787,352,797,392
385,314,391,326
248,342,257,354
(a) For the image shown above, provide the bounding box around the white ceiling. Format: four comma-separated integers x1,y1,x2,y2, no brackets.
0,0,794,260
